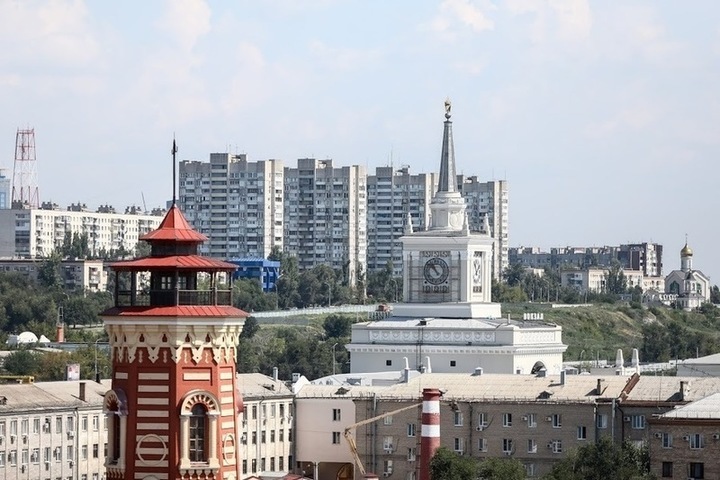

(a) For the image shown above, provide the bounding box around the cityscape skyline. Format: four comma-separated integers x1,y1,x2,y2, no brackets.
0,1,718,280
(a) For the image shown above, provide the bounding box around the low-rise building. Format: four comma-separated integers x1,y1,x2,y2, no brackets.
0,258,107,292
0,380,110,480
237,372,295,479
648,393,720,480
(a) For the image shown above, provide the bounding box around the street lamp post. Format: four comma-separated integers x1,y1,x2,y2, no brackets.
94,338,102,383
332,342,338,375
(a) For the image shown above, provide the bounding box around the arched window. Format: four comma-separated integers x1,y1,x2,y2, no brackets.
103,389,128,476
179,390,220,475
189,404,207,462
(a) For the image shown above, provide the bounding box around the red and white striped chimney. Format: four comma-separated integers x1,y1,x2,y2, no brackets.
420,388,442,480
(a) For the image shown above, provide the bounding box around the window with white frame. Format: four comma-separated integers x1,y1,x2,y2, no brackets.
383,415,393,426
81,416,88,432
32,418,40,434
552,414,562,428
478,438,487,452
662,433,672,448
21,419,28,435
9,450,16,466
690,434,704,450
30,448,39,463
478,412,488,428
503,413,512,427
454,411,463,426
179,390,221,473
407,447,416,462
527,439,537,453
577,426,587,440
631,415,645,430
383,436,394,452
596,414,608,429
407,423,416,437
551,440,563,454
0,451,4,467
525,463,536,477
406,472,416,480
454,438,465,453
332,432,341,444
526,413,537,428
9,420,16,435
92,416,99,431
332,409,341,422
383,460,393,475
502,439,513,454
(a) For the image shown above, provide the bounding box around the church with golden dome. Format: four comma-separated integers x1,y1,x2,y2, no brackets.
664,240,711,310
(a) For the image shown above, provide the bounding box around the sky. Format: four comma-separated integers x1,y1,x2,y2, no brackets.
0,0,718,280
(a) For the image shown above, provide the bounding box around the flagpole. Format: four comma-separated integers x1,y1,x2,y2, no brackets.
172,137,177,205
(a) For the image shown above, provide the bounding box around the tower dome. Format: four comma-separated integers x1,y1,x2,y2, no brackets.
681,243,693,257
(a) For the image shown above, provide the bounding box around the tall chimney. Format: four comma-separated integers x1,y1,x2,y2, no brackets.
419,388,442,480
272,367,278,382
56,323,65,343
79,382,86,402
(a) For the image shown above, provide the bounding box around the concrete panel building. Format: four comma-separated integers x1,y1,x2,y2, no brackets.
0,258,107,292
366,166,437,276
284,159,367,286
179,154,284,259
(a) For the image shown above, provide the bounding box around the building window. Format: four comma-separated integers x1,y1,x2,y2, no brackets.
407,423,416,437
631,415,645,430
383,460,393,475
525,463,536,477
270,457,275,471
450,360,456,367
279,429,284,442
279,456,284,471
252,405,257,420
502,439,513,454
92,443,99,459
661,462,672,478
453,411,463,426
478,412,488,428
551,440,563,454
332,432,341,444
577,426,587,440
407,447,416,462
527,439,537,453
596,414,608,429
189,404,207,462
81,416,88,432
478,438,487,452
503,413,512,427
32,418,40,434
332,408,341,421
383,415,393,425
689,462,704,479
92,416,99,431
662,433,672,448
179,390,221,473
261,431,266,444
690,434,704,450
81,445,88,460
270,430,276,442
252,432,257,444
386,360,392,366
526,413,537,428
252,459,257,472
552,414,562,428
454,438,464,453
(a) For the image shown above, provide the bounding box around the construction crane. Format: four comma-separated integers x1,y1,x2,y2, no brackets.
344,402,422,477
0,375,35,384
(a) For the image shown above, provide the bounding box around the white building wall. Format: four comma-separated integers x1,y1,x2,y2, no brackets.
295,398,356,465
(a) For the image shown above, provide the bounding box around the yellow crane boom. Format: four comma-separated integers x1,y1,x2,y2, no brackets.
343,402,422,476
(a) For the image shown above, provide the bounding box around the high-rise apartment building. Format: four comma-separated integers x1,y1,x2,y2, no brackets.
459,177,509,280
0,170,9,209
179,154,284,259
366,166,437,275
0,206,162,259
284,158,366,285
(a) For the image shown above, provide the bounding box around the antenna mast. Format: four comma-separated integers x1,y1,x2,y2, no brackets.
11,128,39,209
172,137,178,205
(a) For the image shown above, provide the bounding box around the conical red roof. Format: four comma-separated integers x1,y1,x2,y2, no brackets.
140,204,207,242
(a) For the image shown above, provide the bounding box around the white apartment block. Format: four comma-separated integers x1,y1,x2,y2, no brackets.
0,207,162,260
459,177,509,280
179,154,284,259
284,158,367,285
0,258,107,292
237,373,295,479
0,380,110,480
560,267,645,293
366,166,437,275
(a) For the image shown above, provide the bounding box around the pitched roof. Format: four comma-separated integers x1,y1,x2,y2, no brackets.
101,305,248,317
658,392,720,419
140,204,207,242
109,255,238,271
0,380,111,413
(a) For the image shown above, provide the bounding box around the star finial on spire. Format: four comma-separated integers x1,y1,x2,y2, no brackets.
444,97,452,120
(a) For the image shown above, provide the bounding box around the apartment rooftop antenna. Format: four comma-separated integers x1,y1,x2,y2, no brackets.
11,128,39,209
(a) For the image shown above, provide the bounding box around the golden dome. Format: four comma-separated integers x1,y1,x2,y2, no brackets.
681,243,693,257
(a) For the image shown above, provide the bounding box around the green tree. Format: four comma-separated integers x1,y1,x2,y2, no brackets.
323,314,353,338
711,285,720,304
3,350,40,375
543,437,652,480
504,263,527,287
478,457,526,480
604,263,628,295
37,253,63,290
240,316,260,340
429,446,479,480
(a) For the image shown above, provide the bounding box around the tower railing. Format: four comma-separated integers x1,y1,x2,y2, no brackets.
116,289,233,307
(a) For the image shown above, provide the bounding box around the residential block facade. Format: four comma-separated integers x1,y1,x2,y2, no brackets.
284,158,367,285
179,154,284,259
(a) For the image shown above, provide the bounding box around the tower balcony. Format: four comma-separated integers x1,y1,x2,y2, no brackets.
115,288,233,307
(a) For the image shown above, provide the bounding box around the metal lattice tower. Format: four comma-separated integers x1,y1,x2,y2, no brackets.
11,128,39,209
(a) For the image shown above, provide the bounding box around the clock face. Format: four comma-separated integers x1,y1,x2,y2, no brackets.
423,257,450,285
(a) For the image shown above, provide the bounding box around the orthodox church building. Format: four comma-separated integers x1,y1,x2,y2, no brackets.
347,101,567,375
665,241,711,311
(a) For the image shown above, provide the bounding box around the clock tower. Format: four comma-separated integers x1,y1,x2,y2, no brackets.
396,100,501,319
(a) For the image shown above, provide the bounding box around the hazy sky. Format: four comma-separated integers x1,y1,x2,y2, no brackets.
1,1,718,280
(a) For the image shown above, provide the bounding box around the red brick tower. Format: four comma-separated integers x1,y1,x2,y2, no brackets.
101,204,247,480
